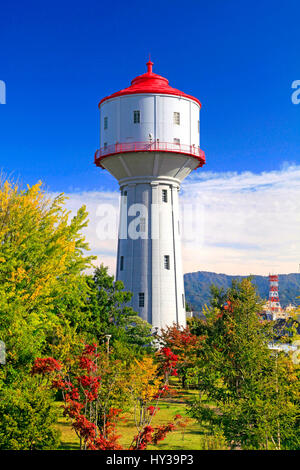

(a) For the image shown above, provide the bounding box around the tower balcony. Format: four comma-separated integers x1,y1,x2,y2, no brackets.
94,141,205,169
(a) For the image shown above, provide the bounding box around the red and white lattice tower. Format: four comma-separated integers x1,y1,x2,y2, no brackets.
268,274,282,317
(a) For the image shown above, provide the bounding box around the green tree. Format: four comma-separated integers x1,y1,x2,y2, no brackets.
189,279,300,449
0,180,94,449
0,375,60,450
0,181,94,373
157,324,203,389
65,265,153,356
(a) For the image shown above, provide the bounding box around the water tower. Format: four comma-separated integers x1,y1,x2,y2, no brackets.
95,61,205,330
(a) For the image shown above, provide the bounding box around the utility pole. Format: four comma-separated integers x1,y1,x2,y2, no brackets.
105,334,112,361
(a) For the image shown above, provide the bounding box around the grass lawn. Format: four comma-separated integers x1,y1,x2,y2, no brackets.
56,387,227,450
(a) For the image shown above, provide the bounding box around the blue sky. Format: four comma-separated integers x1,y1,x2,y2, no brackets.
0,0,299,193
1,1,300,276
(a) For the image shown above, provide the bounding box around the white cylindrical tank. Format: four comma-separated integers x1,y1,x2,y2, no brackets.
99,94,200,150
95,61,205,330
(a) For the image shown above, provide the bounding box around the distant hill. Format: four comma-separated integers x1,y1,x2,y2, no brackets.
184,271,300,312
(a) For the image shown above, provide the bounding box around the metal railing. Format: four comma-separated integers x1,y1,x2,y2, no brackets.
94,141,205,168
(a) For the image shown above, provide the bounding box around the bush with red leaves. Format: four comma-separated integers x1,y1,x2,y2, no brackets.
31,357,62,375
30,344,179,451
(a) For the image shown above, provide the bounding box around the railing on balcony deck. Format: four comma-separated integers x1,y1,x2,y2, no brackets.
94,141,205,169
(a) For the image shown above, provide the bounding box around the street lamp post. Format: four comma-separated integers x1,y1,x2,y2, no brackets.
105,335,112,361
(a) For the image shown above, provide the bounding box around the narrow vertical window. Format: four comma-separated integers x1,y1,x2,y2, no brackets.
133,110,140,123
173,138,180,145
139,292,145,307
182,294,185,308
162,189,168,203
173,112,180,125
198,119,200,133
140,217,146,232
104,142,107,149
120,256,124,271
104,117,108,129
164,255,170,270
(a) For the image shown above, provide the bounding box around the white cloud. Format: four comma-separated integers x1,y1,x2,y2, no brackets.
57,190,120,274
61,165,300,276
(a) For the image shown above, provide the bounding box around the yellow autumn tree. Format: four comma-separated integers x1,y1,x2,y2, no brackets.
0,179,97,449
0,179,95,372
126,357,164,437
128,357,162,403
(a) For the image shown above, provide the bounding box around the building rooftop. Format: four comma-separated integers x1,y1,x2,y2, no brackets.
99,61,202,107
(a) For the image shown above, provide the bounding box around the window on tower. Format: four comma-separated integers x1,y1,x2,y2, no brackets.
173,138,180,145
140,217,146,232
120,256,124,271
164,255,170,270
139,292,145,307
104,117,108,129
182,294,185,308
173,112,180,125
133,110,140,123
104,142,107,149
162,189,168,203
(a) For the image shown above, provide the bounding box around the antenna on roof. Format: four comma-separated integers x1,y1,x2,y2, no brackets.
146,55,153,74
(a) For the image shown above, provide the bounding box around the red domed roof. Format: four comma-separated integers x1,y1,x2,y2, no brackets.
99,61,201,107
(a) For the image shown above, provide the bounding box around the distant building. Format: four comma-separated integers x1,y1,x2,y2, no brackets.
285,303,296,316
188,311,206,321
261,300,288,320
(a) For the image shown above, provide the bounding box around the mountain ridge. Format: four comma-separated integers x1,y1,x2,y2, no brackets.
184,271,300,312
